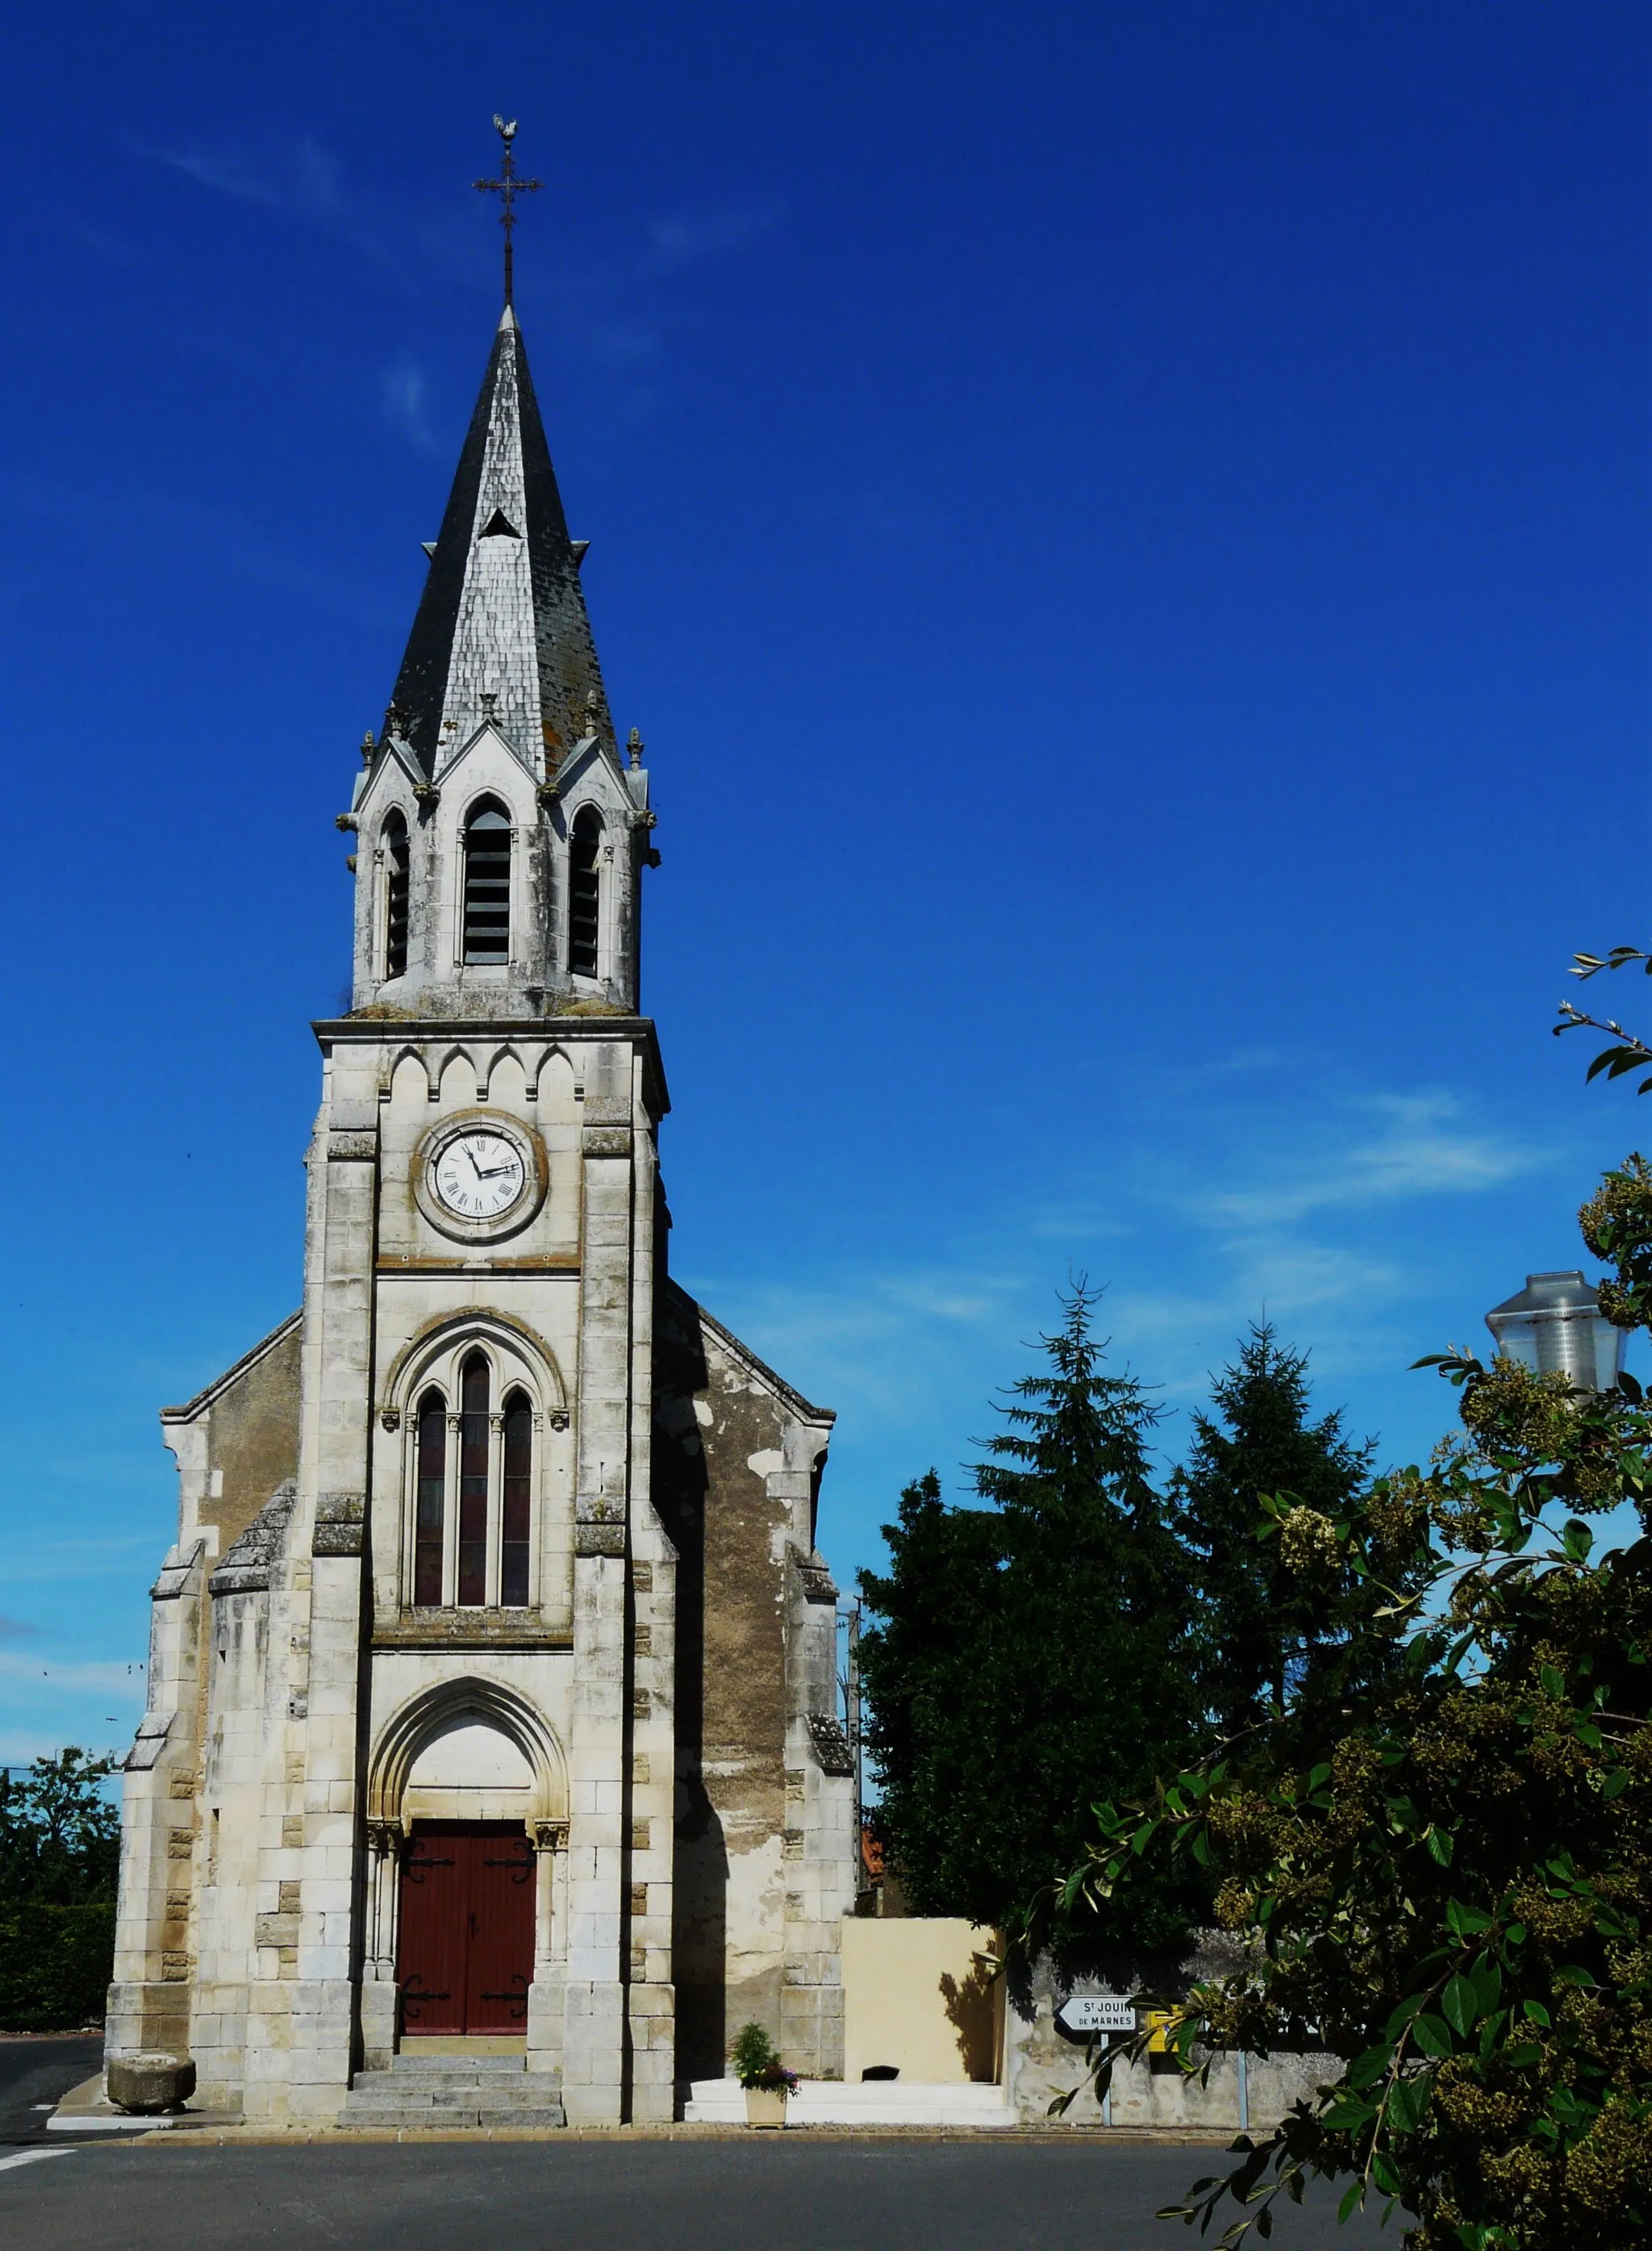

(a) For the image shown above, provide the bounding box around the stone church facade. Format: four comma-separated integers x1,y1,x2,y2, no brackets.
108,301,857,2125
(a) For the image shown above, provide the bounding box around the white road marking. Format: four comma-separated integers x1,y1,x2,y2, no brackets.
0,2147,75,2174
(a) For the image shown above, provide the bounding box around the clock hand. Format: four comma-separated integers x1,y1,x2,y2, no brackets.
465,1146,483,1178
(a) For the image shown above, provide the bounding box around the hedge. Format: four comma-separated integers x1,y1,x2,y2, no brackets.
0,1902,115,2030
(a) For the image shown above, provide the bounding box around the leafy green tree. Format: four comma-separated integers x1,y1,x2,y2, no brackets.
853,1468,1003,1908
1174,1322,1375,1735
1032,950,1652,2250
0,1748,121,1906
859,1286,1201,1940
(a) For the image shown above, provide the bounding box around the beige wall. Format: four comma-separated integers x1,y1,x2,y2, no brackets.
841,1918,1001,2084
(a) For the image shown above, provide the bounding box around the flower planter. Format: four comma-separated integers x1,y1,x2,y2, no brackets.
745,2086,787,2128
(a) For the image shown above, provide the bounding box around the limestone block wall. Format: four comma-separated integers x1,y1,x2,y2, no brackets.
782,1548,856,2079
111,1314,303,2097
223,1065,377,2124
192,1489,301,2107
107,1540,206,2065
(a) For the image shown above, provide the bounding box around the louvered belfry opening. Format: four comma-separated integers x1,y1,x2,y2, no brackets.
569,807,602,978
383,812,411,979
462,801,511,963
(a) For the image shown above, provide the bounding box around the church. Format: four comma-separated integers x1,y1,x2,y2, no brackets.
108,167,857,2127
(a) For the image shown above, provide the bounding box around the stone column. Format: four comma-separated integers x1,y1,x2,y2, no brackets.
562,1042,636,2124
243,1084,376,2122
358,1823,399,2072
624,1108,676,2122
106,1543,206,2072
526,1818,568,2074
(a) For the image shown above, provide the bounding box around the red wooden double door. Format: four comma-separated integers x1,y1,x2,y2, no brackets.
397,1821,536,2034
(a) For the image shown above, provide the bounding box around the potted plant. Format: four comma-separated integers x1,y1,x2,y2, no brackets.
731,2022,799,2128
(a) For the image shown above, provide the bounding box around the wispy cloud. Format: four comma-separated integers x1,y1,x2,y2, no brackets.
698,1265,1033,1428
382,353,440,454
8,1535,166,1588
124,132,344,222
122,127,786,401
75,223,162,275
646,198,786,272
1,1731,129,1768
693,1074,1552,1460
0,463,398,632
815,478,953,549
0,1615,40,1643
0,1652,146,1693
120,130,397,269
1202,1092,1538,1229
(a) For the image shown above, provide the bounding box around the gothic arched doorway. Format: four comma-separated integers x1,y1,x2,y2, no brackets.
398,1822,536,2033
396,1721,537,2035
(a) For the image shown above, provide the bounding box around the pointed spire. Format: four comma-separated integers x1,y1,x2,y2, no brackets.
386,307,613,776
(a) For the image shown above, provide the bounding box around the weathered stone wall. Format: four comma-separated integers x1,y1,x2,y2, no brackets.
185,1323,303,1554
111,1318,305,2103
653,1282,852,2087
1005,1944,1343,2132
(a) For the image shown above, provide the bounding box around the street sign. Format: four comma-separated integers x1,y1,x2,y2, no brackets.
1057,1995,1136,2034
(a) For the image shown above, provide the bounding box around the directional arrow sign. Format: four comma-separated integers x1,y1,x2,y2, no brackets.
1057,1995,1136,2034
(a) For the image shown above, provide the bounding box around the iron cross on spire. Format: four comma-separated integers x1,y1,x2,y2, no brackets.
473,115,542,307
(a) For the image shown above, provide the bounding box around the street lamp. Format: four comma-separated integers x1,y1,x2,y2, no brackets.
1484,1270,1625,1393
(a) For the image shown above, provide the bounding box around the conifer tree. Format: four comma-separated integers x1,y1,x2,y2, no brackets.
858,1286,1201,1938
1174,1322,1373,1738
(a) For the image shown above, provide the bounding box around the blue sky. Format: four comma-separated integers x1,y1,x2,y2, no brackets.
1,4,1646,1762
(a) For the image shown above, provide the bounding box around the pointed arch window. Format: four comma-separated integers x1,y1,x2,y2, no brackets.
569,808,603,979
462,800,511,964
413,1389,447,1606
382,812,410,980
501,1389,533,1606
405,1344,548,1611
457,1353,490,1606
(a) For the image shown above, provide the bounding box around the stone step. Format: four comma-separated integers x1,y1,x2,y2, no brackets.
344,2051,565,2130
344,2080,564,2109
335,2105,566,2132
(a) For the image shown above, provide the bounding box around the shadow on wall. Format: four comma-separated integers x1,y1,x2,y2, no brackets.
842,1919,1003,2083
938,1960,998,2082
653,1285,728,2082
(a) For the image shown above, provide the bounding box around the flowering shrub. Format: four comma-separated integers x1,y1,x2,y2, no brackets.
730,2021,799,2094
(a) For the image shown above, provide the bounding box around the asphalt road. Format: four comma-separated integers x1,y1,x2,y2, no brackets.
0,2037,105,2148
0,2137,1387,2249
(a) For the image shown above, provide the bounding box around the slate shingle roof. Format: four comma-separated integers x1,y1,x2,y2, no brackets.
387,307,611,778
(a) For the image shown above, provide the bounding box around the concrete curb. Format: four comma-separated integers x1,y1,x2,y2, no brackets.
89,2122,1241,2149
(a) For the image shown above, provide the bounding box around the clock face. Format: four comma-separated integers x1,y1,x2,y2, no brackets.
432,1129,528,1222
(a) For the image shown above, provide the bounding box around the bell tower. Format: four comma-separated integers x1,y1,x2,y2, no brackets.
250,199,679,2123
108,125,855,2136
345,303,656,1020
